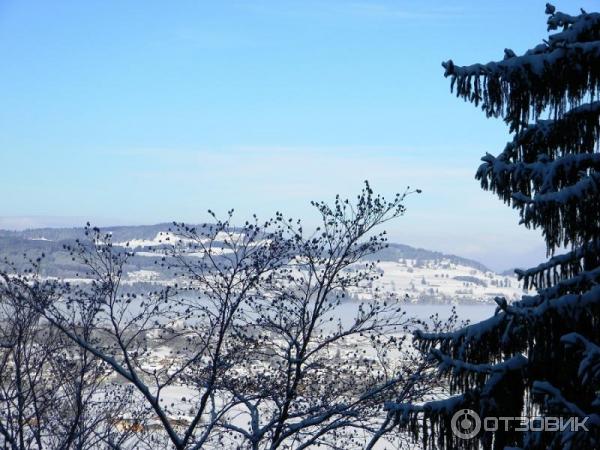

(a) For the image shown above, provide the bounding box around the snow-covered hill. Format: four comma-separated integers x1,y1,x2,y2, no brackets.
369,259,522,305
0,225,524,304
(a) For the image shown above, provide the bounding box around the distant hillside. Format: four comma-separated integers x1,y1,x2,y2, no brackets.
0,224,493,276
0,224,523,304
365,243,490,273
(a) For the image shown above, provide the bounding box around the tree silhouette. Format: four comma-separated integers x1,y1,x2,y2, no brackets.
388,5,600,450
1,183,455,449
0,260,142,449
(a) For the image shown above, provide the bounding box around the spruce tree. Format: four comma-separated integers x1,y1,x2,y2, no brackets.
388,5,600,450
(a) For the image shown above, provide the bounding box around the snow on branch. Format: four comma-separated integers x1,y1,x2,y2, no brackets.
384,394,473,450
415,313,505,346
561,332,600,384
481,152,600,197
442,8,600,132
507,284,600,321
384,394,467,417
478,152,600,233
532,381,597,421
512,171,600,252
515,240,600,289
432,350,527,377
506,102,599,161
476,101,600,207
414,311,511,365
511,266,600,315
512,172,599,206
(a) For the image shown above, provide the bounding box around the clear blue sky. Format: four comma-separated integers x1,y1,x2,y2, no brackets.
1,1,593,271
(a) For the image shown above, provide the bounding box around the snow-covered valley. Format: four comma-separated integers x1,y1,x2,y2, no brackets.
0,224,525,305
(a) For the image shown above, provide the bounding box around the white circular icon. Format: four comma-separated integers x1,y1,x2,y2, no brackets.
451,409,481,440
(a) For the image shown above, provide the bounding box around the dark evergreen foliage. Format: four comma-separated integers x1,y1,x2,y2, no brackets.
388,5,600,450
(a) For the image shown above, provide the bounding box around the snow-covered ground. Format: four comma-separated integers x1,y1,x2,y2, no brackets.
9,228,526,308
350,258,523,305
122,235,524,305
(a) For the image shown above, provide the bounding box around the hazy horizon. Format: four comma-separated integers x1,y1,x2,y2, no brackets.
0,214,544,273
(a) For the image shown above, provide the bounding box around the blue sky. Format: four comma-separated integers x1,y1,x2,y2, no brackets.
1,1,593,270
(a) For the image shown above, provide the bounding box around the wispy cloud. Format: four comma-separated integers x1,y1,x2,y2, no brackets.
113,145,475,198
